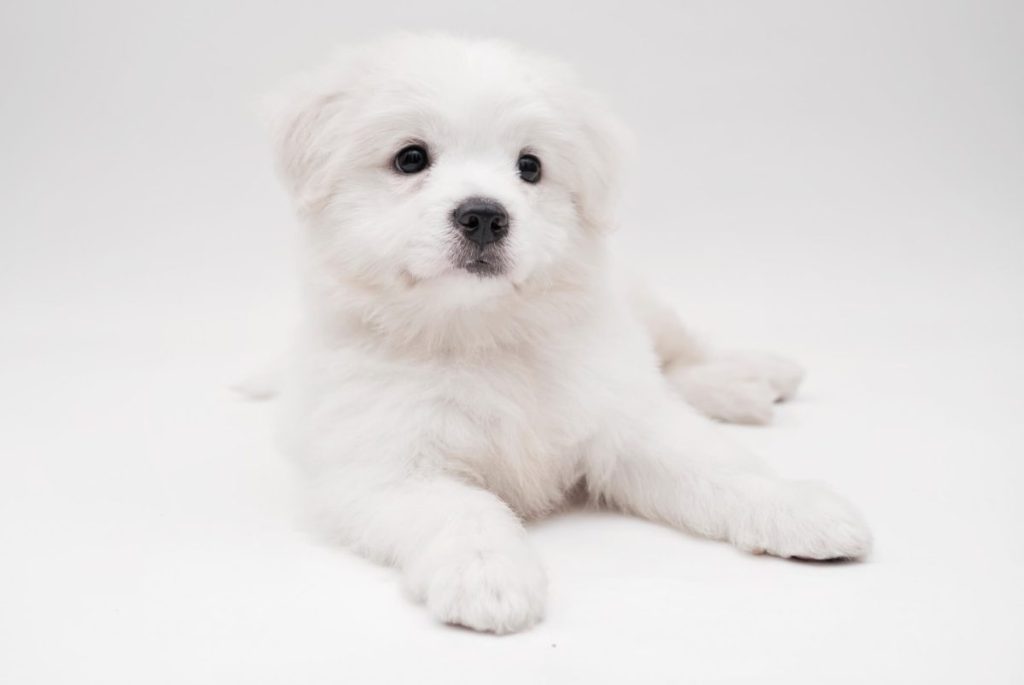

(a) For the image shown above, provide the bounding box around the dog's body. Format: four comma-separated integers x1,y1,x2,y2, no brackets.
269,34,871,633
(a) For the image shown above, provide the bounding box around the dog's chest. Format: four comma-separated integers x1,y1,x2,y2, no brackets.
419,351,600,515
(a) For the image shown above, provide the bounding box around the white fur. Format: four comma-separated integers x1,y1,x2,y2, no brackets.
266,34,871,634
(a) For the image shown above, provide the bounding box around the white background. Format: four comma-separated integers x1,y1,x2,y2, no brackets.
2,1,1023,682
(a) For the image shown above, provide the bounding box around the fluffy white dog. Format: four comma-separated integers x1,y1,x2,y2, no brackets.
265,33,872,634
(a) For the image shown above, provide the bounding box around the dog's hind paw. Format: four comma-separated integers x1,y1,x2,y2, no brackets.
667,352,805,425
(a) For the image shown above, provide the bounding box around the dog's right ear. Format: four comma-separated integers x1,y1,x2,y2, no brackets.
264,71,348,215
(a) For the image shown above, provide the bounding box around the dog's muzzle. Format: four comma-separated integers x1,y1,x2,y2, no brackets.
452,197,509,276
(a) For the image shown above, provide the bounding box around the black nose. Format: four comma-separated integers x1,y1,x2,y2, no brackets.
453,198,509,247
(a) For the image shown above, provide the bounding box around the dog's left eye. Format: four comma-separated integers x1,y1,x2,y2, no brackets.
517,154,542,183
394,145,430,174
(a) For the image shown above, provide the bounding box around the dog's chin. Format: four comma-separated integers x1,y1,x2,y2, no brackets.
417,255,519,297
404,269,513,309
398,247,521,303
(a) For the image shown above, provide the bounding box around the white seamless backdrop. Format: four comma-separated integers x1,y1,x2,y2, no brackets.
1,1,1022,683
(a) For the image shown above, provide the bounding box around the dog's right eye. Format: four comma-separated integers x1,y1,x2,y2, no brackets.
394,145,430,174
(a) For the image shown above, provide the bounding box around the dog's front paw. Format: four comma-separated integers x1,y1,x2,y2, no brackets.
731,480,873,560
406,540,547,634
668,352,805,425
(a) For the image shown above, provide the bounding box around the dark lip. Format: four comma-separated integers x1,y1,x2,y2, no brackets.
464,259,502,276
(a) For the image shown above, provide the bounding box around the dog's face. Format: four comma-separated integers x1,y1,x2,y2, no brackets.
271,35,627,301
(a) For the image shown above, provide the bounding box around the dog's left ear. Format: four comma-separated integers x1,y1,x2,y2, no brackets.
570,94,633,234
264,68,350,216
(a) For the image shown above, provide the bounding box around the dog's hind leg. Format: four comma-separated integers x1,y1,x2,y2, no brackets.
625,276,804,425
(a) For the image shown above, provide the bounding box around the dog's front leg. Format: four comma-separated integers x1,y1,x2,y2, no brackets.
586,391,872,560
308,468,546,633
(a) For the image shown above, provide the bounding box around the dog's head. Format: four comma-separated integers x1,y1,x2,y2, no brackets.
270,34,629,302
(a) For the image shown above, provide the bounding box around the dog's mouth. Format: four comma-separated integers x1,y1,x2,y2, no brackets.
464,257,502,276
454,245,507,277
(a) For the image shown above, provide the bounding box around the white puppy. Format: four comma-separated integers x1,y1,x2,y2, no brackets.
266,34,872,634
